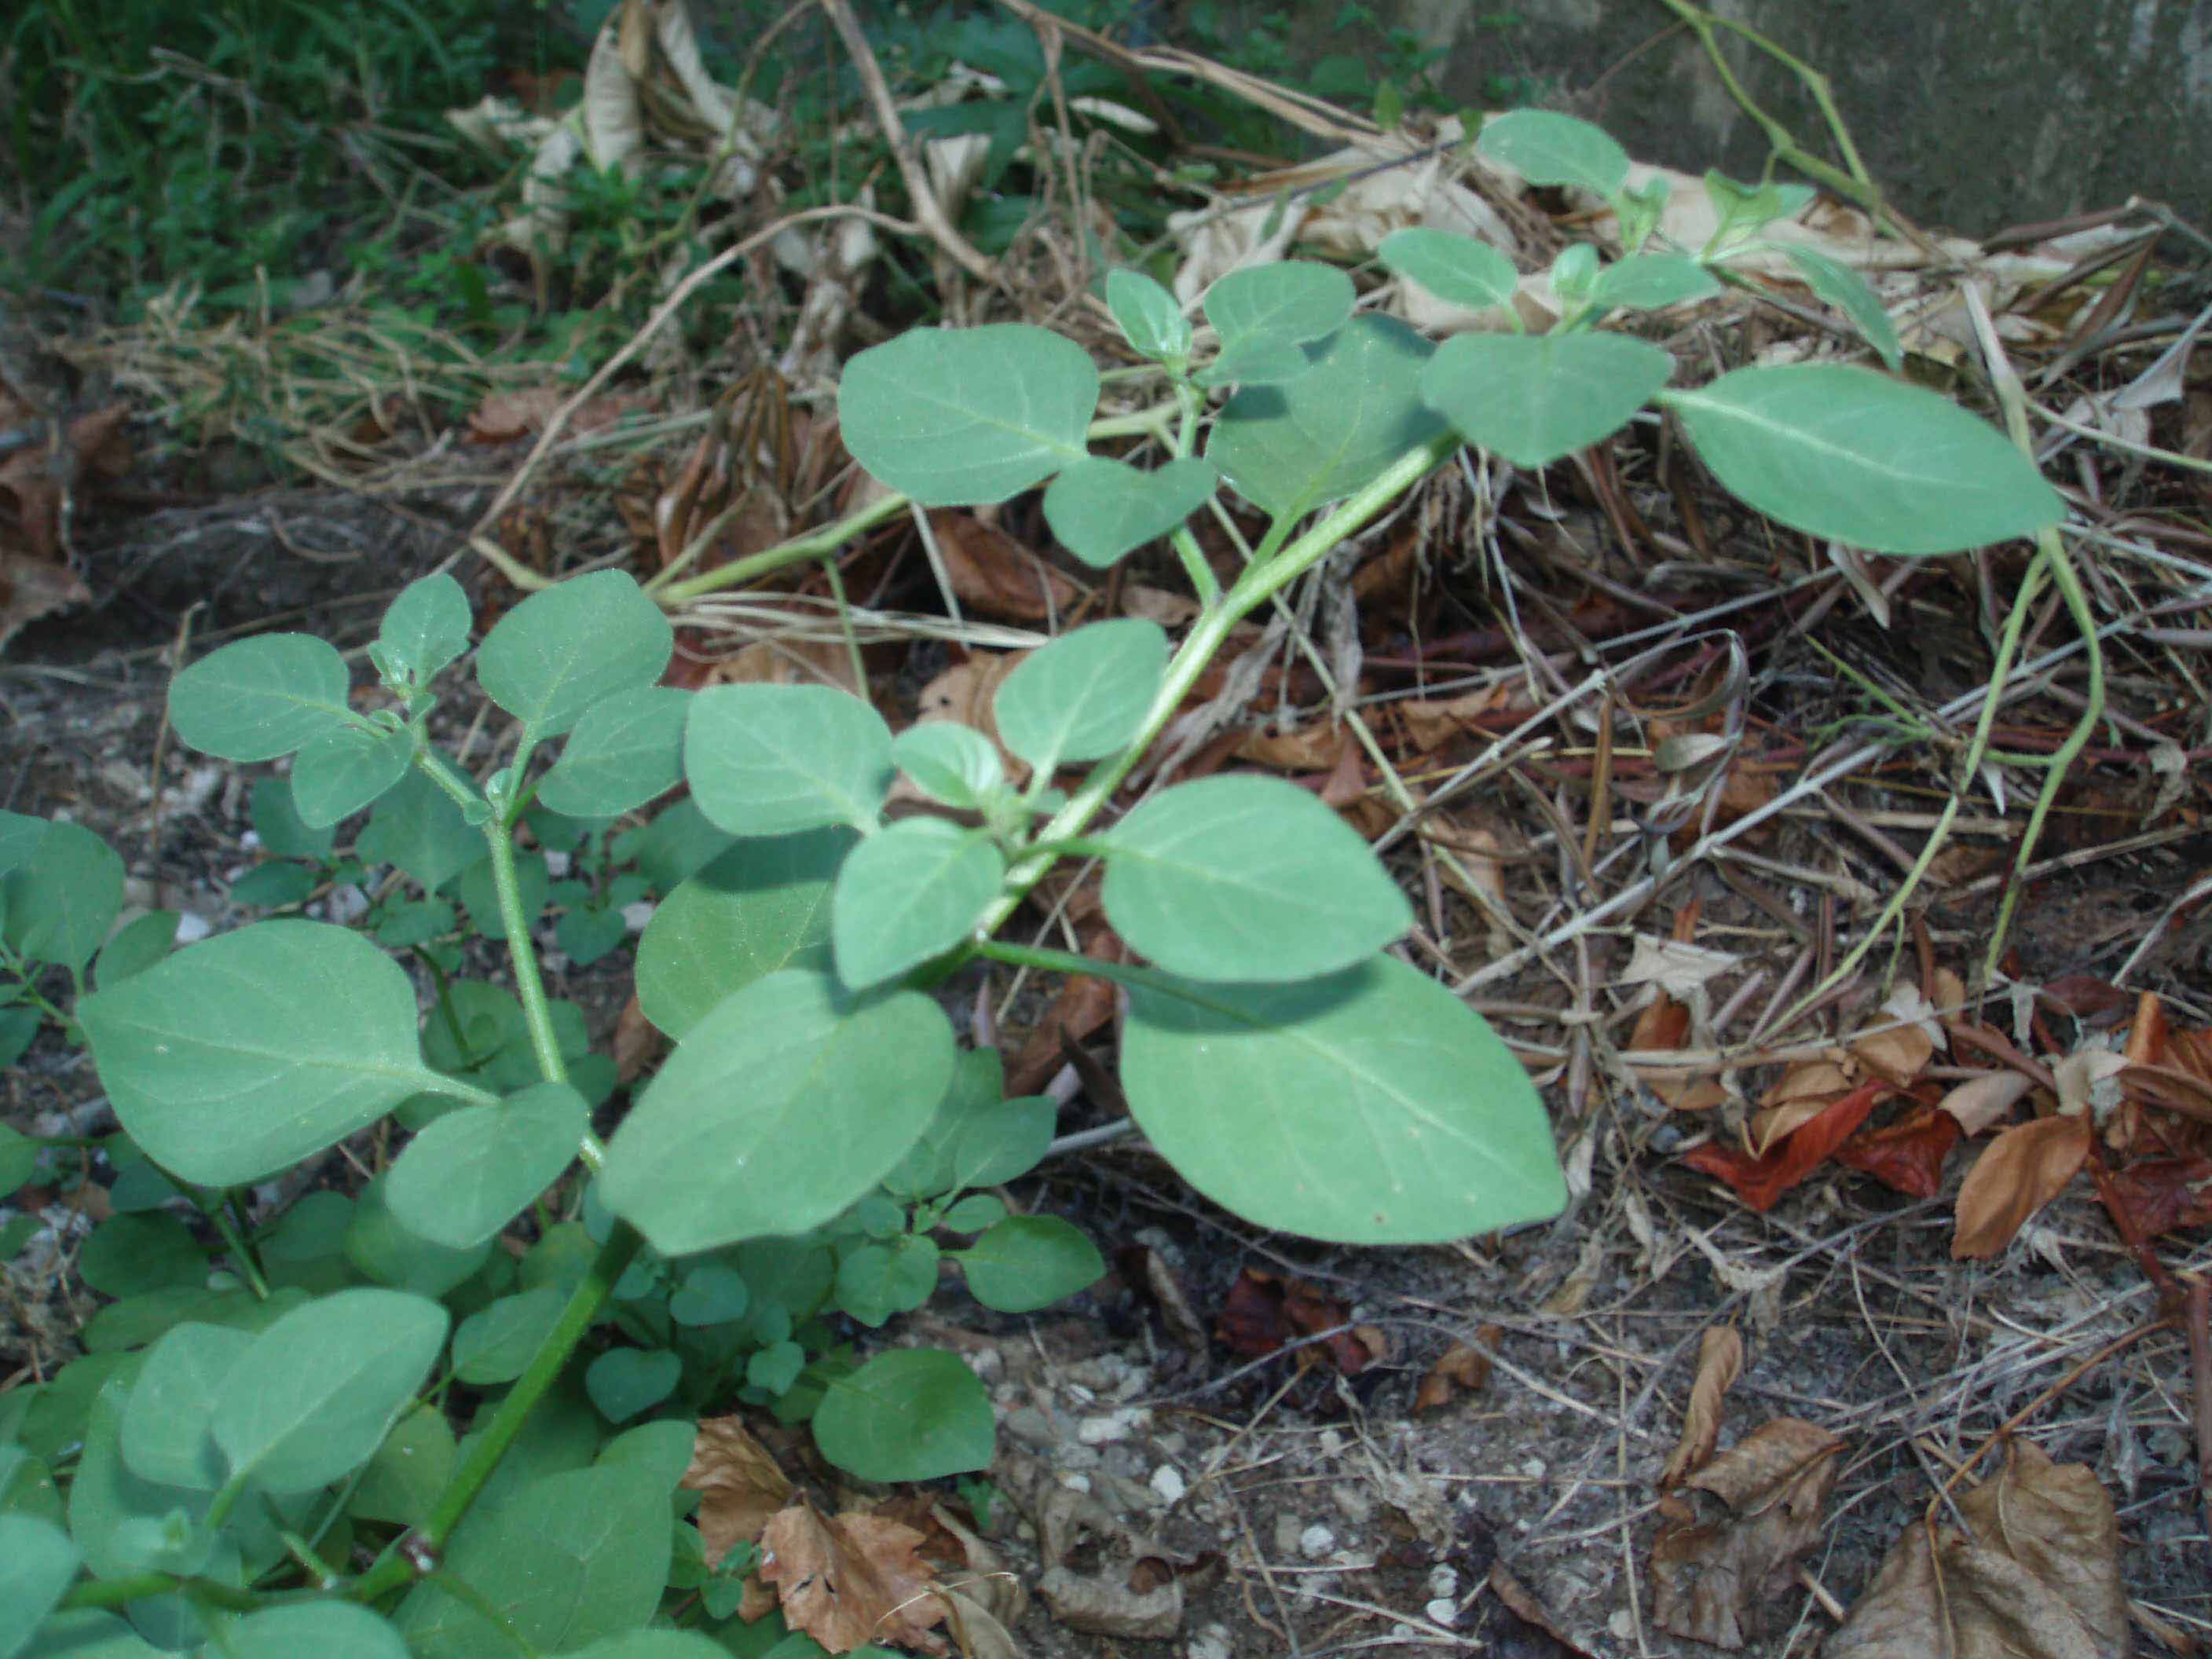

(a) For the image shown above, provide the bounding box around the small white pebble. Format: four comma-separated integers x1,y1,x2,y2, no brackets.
174,912,213,945
1298,1524,1335,1561
1427,1566,1459,1600
1424,1598,1459,1628
1610,1608,1638,1639
1186,1626,1232,1659
543,851,571,877
1520,1456,1547,1480
622,901,655,934
1077,1407,1148,1445
325,885,370,925
1149,1465,1188,1504
1053,1471,1092,1494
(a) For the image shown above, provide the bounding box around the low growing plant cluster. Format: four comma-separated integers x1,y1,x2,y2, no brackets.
0,111,2061,1659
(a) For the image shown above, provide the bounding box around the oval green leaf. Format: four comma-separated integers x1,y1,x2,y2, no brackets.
452,1288,568,1386
1207,314,1449,517
0,1515,79,1656
1476,108,1629,197
1378,227,1519,311
635,829,853,1040
1661,364,2063,554
120,1324,247,1491
170,634,356,762
685,683,893,837
79,921,462,1188
476,570,673,738
1106,268,1191,363
1782,244,1904,371
386,1082,589,1248
3,819,125,975
602,969,954,1255
811,1349,994,1481
957,1216,1104,1313
1202,260,1354,347
1420,331,1672,468
584,1348,681,1424
376,573,474,687
1588,252,1722,312
1101,775,1411,981
994,618,1166,774
291,723,415,829
537,686,690,817
1122,956,1567,1243
831,818,1004,991
891,722,1004,811
222,1602,410,1659
211,1287,449,1493
837,324,1097,505
1042,456,1219,569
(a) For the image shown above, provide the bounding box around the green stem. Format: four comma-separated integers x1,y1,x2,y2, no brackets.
61,1573,267,1614
208,1196,270,1301
347,1223,645,1608
977,435,1457,934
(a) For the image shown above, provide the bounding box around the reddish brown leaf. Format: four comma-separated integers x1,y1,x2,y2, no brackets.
1212,1268,1375,1375
2103,1155,2212,1239
0,551,92,654
683,1415,795,1569
1680,1081,1889,1212
1835,1107,1962,1199
1413,1327,1498,1413
1487,1562,1599,1657
1650,1419,1844,1649
610,991,668,1086
2040,974,2137,1027
1660,1326,1743,1488
926,511,1084,622
758,1504,948,1654
1827,1439,2124,1659
1952,1113,2092,1260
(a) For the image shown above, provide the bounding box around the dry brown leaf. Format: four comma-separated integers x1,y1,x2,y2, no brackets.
1939,1071,2037,1137
1035,1566,1182,1638
0,551,92,654
1395,684,1508,755
1649,1418,1842,1649
1661,1326,1744,1488
912,652,1027,782
1850,987,1939,1082
1952,1113,2093,1260
927,510,1084,622
1414,1327,1498,1412
689,634,862,694
610,991,668,1086
683,1415,794,1569
468,386,648,443
759,1504,948,1654
1827,1440,2125,1659
1119,583,1200,628
0,403,131,563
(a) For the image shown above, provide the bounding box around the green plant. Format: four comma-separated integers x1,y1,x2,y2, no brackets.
1,108,2061,1659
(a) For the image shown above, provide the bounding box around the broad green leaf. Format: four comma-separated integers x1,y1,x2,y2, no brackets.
1101,775,1410,980
93,910,178,990
993,618,1166,771
227,861,317,910
555,903,627,967
939,1194,1007,1232
837,324,1097,505
1421,331,1672,468
1042,456,1219,568
452,1287,568,1386
0,1009,35,1071
219,1602,408,1659
1122,955,1567,1243
344,1176,493,1299
635,830,853,1040
745,1342,804,1396
811,1349,993,1481
832,819,1003,989
1105,268,1190,363
1207,314,1449,516
0,1515,79,1657
0,1445,61,1525
15,1610,165,1659
890,723,1003,811
1782,244,1904,371
249,776,334,862
956,1216,1104,1313
884,1049,1047,1200
602,970,954,1255
452,848,548,943
119,1324,245,1490
211,1287,448,1493
668,1265,749,1327
0,811,45,877
1476,108,1629,196
169,635,355,761
736,1236,834,1320
79,922,463,1188
2,820,123,975
833,1236,939,1327
393,1465,668,1658
476,570,673,738
1377,227,1520,311
1202,261,1354,348
290,723,414,828
1192,333,1315,389
377,572,473,687
567,1635,731,1659
358,767,481,893
539,686,691,817
348,1401,456,1528
1588,252,1721,312
1547,242,1601,306
0,1125,36,1198
595,1419,698,1494
1662,364,2064,554
686,683,893,837
79,1213,207,1298
584,1349,681,1423
386,1082,588,1248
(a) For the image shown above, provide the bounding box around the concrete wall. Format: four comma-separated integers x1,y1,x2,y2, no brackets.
1216,0,2212,237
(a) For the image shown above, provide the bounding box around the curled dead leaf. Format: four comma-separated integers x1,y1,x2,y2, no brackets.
927,510,1086,623
1951,1113,2092,1260
1833,1106,1961,1199
683,1415,794,1568
758,1503,948,1655
1682,1082,1889,1212
1938,1071,2037,1137
1414,1328,1499,1413
1661,1326,1743,1488
1036,1566,1182,1639
1649,1418,1843,1649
